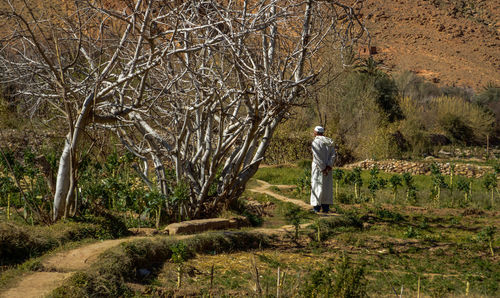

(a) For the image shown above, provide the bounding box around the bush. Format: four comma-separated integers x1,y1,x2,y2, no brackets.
0,221,105,265
439,113,474,145
300,255,368,297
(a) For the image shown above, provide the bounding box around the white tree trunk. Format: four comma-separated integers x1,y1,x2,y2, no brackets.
53,135,72,221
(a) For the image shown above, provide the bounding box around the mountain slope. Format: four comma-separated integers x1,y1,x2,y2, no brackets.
363,0,499,90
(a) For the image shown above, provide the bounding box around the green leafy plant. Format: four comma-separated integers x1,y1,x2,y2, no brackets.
482,173,497,208
331,168,344,200
170,180,191,222
284,204,303,240
389,174,403,203
145,191,166,229
477,226,496,257
0,176,18,220
456,177,471,203
430,163,447,204
449,164,456,194
300,254,368,297
367,167,386,203
402,173,417,204
295,167,311,195
171,242,190,288
344,167,363,200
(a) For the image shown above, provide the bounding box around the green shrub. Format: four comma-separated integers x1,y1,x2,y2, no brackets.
0,221,105,265
300,255,368,297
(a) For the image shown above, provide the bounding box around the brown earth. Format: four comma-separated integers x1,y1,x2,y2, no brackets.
363,0,499,90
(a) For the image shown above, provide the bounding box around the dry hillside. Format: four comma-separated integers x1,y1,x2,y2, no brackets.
363,0,499,90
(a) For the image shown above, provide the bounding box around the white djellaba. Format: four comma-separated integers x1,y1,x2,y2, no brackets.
310,133,336,207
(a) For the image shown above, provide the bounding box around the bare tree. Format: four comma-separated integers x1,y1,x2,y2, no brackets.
0,0,233,220
0,0,366,221
116,0,367,219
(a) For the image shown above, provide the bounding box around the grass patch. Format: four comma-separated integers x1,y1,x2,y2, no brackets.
260,164,500,210
0,212,129,266
254,166,303,185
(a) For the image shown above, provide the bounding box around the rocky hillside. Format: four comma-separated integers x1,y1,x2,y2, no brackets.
363,0,499,90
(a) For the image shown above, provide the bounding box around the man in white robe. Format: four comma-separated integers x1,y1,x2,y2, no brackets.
310,126,336,213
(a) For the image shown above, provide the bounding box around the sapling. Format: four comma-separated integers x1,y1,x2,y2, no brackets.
456,177,471,203
368,167,380,203
477,226,496,257
352,167,363,200
482,173,497,207
0,177,17,220
145,191,166,229
171,242,189,288
285,205,302,240
449,164,455,195
296,168,311,195
430,163,447,204
389,174,403,203
402,173,417,204
332,169,344,200
368,167,386,203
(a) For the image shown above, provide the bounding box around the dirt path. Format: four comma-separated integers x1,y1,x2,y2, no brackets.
1,179,318,298
249,179,311,209
0,237,146,298
248,179,339,217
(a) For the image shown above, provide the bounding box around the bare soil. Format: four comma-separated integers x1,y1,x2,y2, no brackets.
364,0,500,89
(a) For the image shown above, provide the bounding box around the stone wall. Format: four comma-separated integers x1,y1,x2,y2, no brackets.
344,159,493,178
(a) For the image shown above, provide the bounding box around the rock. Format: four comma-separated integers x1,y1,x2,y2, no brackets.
138,268,151,277
164,216,250,235
128,228,163,236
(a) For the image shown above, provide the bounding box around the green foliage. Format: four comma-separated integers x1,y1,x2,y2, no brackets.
284,204,303,240
332,168,344,200
300,255,368,298
402,173,417,203
395,70,441,101
295,167,311,195
439,113,474,145
0,220,121,266
430,163,448,203
389,174,403,202
374,208,404,223
367,167,386,202
344,167,363,200
332,169,344,183
0,147,53,223
171,242,189,264
475,83,500,105
477,226,496,256
482,173,497,191
456,177,471,203
482,173,497,208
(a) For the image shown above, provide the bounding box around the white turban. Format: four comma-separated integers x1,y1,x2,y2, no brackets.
314,126,325,133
